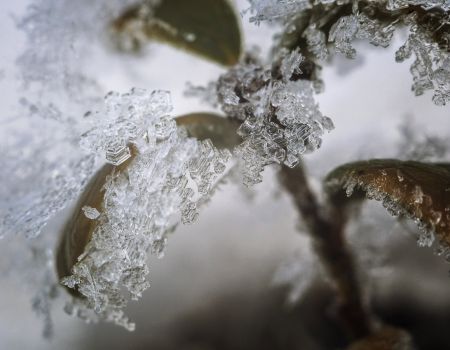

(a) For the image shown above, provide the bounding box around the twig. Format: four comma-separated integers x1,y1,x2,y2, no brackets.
279,163,372,340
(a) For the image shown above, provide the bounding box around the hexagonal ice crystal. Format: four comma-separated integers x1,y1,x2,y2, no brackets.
105,140,131,166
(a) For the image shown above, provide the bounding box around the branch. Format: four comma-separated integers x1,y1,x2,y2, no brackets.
279,163,372,340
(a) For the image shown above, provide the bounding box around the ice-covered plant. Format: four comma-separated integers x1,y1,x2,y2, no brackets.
2,0,450,348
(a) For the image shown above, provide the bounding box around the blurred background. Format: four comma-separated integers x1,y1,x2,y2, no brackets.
1,0,450,349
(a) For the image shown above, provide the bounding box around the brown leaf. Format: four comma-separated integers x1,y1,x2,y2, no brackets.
347,326,413,350
325,159,450,248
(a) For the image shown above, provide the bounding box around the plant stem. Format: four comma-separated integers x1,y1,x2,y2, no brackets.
279,163,372,340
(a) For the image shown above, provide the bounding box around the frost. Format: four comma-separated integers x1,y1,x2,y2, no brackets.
62,88,230,329
386,0,450,11
329,15,360,59
0,148,96,239
209,51,333,186
1,0,151,241
246,0,312,25
16,0,138,92
80,89,173,165
337,167,443,253
304,25,328,60
280,48,303,80
329,14,395,59
396,24,450,105
246,1,450,105
82,206,100,220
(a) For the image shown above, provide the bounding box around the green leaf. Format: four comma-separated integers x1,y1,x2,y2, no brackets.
325,159,450,247
114,0,242,66
176,112,241,149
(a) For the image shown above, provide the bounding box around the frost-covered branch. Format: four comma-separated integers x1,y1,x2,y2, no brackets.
247,0,450,105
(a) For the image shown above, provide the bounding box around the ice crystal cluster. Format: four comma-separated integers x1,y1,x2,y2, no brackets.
2,0,150,241
0,104,95,335
246,0,450,105
189,49,334,186
62,88,230,330
246,0,312,24
0,0,147,335
17,0,139,92
2,0,232,333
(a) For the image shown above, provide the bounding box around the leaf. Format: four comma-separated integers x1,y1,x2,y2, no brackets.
56,157,134,296
176,112,241,149
113,0,242,66
346,326,413,350
325,159,450,247
56,113,239,291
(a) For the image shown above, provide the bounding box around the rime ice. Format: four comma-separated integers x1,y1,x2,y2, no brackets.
247,0,450,105
62,89,230,329
213,50,333,186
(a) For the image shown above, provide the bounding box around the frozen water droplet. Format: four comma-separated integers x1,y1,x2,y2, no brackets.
154,116,176,141
82,206,100,220
417,225,435,247
412,185,424,204
344,177,357,197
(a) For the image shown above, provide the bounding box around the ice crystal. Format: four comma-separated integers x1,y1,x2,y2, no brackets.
337,170,442,253
304,25,328,60
62,88,230,329
329,13,395,59
396,24,450,105
1,146,96,239
16,0,138,92
211,50,333,186
2,0,150,241
329,15,360,59
80,89,173,165
386,0,450,11
246,1,450,105
246,0,312,25
82,206,100,220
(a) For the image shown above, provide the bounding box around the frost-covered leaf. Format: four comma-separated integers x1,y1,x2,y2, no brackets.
113,0,242,65
325,159,450,251
58,112,238,289
58,89,232,330
56,162,122,295
347,326,414,350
